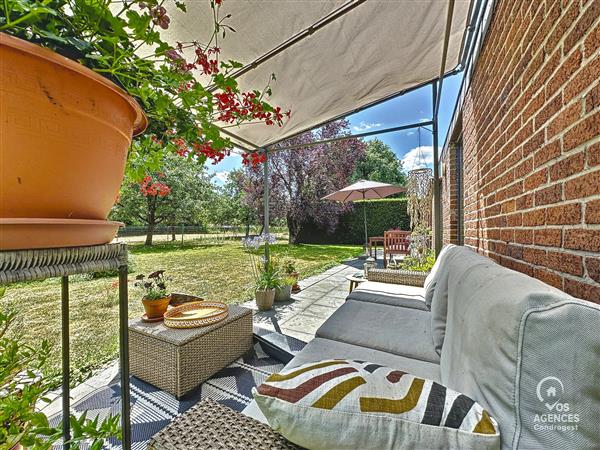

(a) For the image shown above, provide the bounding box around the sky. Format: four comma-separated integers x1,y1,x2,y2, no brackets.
208,72,464,185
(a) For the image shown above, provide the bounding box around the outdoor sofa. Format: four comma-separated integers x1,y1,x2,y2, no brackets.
243,244,600,449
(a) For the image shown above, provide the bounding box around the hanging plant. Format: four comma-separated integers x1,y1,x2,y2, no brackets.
406,168,433,229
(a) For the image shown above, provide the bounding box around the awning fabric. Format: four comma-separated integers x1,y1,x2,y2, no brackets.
163,0,473,149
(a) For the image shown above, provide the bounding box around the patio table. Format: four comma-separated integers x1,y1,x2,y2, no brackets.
346,271,367,293
368,236,384,257
129,305,252,398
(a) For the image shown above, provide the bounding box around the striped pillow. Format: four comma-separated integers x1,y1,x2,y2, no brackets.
253,359,500,450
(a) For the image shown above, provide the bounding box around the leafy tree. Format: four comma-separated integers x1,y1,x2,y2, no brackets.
237,120,366,243
351,138,406,185
111,154,213,245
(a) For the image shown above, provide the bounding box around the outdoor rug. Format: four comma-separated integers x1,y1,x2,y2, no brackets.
50,333,306,449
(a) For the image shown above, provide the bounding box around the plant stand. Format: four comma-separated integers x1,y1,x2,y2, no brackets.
0,244,131,450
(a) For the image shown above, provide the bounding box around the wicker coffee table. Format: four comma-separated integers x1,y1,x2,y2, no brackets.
129,305,253,398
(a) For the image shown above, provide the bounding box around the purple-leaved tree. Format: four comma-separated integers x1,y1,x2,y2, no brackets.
238,120,366,243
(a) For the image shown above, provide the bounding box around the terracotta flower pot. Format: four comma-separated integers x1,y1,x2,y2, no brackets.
0,33,147,250
255,289,275,311
274,285,292,302
142,297,171,319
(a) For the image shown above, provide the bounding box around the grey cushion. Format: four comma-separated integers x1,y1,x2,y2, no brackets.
316,300,439,363
430,246,494,355
243,337,442,424
440,259,600,450
423,244,457,308
347,280,427,310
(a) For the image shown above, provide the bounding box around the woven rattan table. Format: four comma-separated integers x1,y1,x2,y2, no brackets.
129,305,253,398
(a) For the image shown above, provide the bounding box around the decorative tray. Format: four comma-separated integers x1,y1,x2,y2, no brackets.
163,301,228,329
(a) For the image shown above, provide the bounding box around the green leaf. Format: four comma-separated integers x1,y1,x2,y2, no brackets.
175,1,187,12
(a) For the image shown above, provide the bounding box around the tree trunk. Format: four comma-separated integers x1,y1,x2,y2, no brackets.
287,214,300,244
145,195,157,246
171,226,176,241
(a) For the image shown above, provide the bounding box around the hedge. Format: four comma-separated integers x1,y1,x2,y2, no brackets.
295,198,410,244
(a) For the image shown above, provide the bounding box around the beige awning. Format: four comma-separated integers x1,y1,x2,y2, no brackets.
163,0,473,150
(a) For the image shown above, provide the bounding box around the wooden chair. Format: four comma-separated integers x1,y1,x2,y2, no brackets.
383,230,411,268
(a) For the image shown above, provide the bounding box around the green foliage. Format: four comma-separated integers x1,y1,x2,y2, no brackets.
252,260,281,291
398,250,435,272
351,139,406,185
296,198,410,244
0,292,120,449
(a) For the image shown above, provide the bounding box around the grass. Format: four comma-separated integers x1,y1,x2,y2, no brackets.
1,239,362,386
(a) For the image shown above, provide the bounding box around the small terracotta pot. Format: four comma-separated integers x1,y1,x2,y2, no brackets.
142,296,171,319
289,272,301,292
274,285,292,302
255,289,275,311
10,443,23,450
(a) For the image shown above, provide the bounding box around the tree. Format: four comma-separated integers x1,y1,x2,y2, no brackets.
351,138,406,185
237,120,367,243
111,154,213,245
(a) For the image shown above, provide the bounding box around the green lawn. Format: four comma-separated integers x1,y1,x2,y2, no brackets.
1,240,362,385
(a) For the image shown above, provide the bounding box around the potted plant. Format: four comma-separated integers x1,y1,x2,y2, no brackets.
253,261,280,311
282,259,301,292
135,270,170,319
0,288,120,449
0,0,288,250
274,276,295,302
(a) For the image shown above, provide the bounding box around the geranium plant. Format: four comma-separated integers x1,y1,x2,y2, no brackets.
135,270,168,300
0,0,289,179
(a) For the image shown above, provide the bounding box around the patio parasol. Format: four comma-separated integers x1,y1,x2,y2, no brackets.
322,180,406,251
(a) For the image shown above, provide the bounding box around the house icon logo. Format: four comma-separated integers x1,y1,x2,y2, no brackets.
536,376,564,411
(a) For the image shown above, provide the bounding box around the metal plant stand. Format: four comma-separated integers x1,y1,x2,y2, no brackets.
0,244,132,450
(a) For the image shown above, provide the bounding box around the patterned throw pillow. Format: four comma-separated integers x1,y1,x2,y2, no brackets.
253,359,500,450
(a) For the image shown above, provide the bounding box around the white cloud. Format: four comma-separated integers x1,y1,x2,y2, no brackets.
212,170,231,185
419,118,431,123
406,131,415,136
401,146,433,170
352,121,381,132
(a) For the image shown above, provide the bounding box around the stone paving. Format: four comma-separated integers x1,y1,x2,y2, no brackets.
242,256,366,342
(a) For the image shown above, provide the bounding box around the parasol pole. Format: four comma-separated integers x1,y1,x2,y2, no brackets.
362,191,368,253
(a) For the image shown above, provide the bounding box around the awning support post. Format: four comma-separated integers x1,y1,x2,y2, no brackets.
263,149,270,264
432,81,442,256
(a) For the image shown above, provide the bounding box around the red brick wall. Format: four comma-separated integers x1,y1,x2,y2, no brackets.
441,143,460,244
460,0,600,303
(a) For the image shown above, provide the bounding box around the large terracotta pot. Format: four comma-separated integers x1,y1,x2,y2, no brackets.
0,33,147,249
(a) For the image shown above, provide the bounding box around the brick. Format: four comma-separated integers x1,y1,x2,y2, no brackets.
584,17,600,57
563,278,600,304
523,208,547,226
534,268,563,289
523,247,547,265
535,183,563,206
515,229,534,244
535,229,562,247
586,257,600,283
563,110,600,151
588,141,600,167
564,169,600,199
564,0,600,53
524,168,548,190
564,54,600,104
535,93,563,129
546,202,582,224
547,251,584,276
506,212,523,227
549,152,585,181
516,193,534,210
534,140,562,167
586,199,600,224
547,102,581,138
564,229,600,251
585,82,600,113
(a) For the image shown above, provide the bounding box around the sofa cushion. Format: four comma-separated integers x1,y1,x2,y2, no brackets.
423,244,457,308
253,359,500,450
316,300,439,363
243,337,442,424
440,259,600,449
347,281,427,310
430,246,495,355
